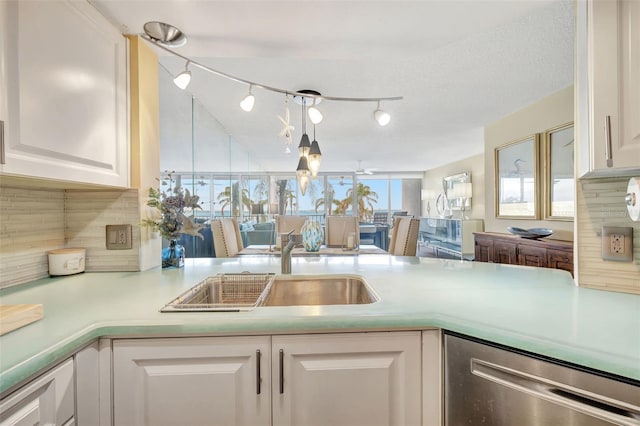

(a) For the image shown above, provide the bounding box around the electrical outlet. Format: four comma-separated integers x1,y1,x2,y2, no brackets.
611,234,625,254
601,225,633,262
106,224,132,250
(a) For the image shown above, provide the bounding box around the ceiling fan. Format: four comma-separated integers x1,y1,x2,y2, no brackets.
354,160,376,175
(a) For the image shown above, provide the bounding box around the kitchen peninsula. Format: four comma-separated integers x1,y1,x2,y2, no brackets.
1,256,639,424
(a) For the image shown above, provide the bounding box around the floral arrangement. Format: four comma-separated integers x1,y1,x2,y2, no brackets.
142,172,205,241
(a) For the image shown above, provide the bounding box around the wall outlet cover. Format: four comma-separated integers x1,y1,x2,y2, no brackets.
601,225,633,262
106,224,132,250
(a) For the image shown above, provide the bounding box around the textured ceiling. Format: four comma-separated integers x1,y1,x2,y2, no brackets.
92,0,574,174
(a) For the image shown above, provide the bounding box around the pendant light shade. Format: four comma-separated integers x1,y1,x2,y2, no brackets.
240,85,255,112
298,133,311,157
308,138,322,178
173,61,191,90
296,156,310,195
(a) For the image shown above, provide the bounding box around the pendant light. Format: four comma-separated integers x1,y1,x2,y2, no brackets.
298,100,311,157
308,126,322,178
296,156,310,196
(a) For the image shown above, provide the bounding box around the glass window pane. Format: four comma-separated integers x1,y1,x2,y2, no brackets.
327,176,353,216
354,178,384,222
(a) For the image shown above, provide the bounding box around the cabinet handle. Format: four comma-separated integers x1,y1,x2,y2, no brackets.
0,120,5,165
279,349,284,394
604,115,613,167
256,349,261,395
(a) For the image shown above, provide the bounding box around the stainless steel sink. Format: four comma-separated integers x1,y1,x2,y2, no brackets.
161,273,275,312
259,274,378,306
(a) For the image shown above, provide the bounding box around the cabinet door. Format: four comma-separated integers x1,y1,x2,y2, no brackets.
474,235,493,262
547,248,574,277
0,359,74,426
2,1,128,187
578,0,640,176
493,240,517,265
113,336,271,426
517,244,548,268
272,331,421,426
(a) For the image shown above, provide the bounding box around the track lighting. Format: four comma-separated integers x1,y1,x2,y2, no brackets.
308,98,323,124
173,60,191,90
374,101,391,126
240,85,255,112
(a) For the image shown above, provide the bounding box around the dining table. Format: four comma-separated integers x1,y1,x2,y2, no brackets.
238,244,388,256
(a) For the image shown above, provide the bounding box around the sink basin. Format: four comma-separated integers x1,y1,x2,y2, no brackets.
161,273,275,312
259,274,378,306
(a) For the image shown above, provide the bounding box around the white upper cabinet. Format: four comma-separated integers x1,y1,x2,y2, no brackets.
577,0,640,178
1,0,129,187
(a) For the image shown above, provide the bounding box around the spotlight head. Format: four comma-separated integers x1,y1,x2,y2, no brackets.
374,108,391,126
240,89,255,112
173,69,191,90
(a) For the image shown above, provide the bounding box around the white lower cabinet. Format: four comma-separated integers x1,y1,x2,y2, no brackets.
272,332,422,426
112,336,271,426
0,358,74,426
112,331,425,426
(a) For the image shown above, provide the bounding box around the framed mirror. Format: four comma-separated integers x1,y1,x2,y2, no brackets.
443,172,471,211
544,122,574,220
495,135,539,218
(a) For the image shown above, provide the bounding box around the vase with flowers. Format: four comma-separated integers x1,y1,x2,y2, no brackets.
142,172,205,268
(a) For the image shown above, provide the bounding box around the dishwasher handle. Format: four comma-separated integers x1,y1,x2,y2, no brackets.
471,358,640,426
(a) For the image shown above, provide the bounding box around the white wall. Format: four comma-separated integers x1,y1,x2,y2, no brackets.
422,153,484,221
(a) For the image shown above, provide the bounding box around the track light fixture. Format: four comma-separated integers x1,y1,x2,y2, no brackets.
240,85,255,112
142,22,403,119
374,101,391,126
173,60,191,90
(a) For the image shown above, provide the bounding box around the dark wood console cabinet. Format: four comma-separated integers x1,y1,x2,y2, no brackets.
473,232,574,277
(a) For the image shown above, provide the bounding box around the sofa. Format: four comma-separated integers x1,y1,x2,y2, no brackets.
239,221,276,246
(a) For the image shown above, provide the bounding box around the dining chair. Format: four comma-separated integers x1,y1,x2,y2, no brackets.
325,215,359,248
211,218,244,257
388,216,420,256
275,215,307,248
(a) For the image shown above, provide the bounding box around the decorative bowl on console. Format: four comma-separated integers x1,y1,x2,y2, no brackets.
507,226,554,239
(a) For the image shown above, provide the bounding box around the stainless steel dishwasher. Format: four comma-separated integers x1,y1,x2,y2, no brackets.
445,333,640,425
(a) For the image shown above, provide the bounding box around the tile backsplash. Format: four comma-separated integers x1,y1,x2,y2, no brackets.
0,186,141,289
577,177,640,294
0,186,65,288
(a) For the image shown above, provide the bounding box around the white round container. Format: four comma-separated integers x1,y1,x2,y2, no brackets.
48,248,86,276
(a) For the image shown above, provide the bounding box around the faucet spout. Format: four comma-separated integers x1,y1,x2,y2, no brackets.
281,230,301,274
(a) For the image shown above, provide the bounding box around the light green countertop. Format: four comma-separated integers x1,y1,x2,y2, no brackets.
1,256,639,395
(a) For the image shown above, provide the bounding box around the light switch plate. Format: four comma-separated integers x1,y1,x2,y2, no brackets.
601,225,633,262
106,224,132,250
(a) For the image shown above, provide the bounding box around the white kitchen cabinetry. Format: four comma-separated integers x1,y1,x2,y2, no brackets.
112,331,424,426
272,332,422,426
577,0,640,177
112,336,272,426
1,0,129,187
0,359,74,426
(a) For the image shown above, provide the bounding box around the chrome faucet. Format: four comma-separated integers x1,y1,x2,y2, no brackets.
281,230,301,274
